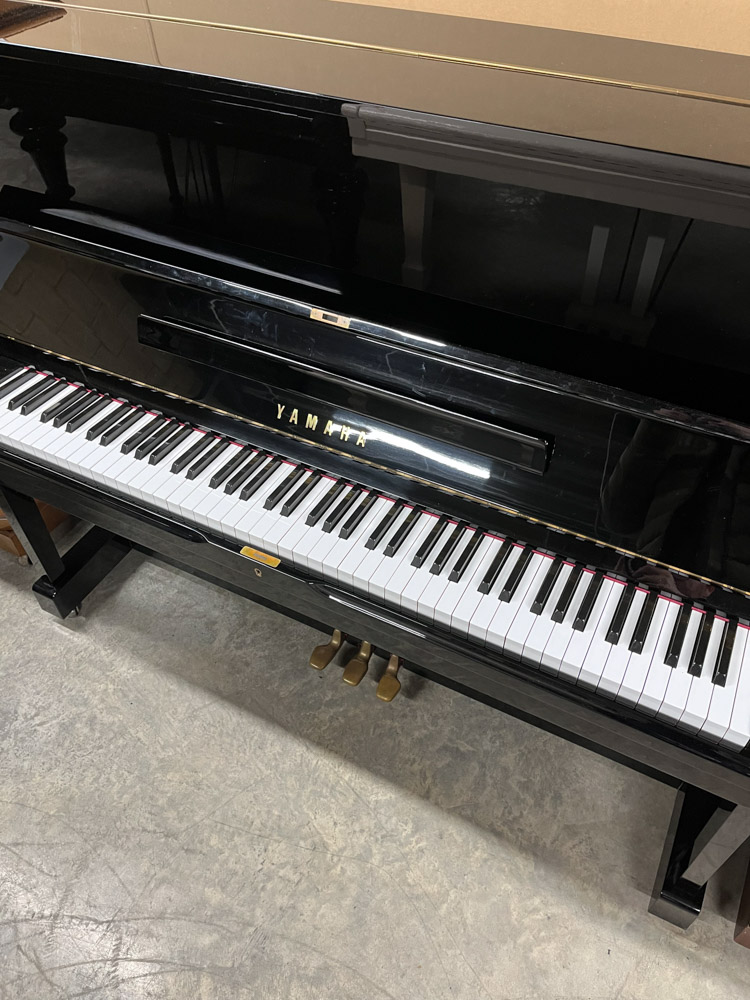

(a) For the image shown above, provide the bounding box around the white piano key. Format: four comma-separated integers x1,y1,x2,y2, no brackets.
576,578,627,689
539,569,592,675
449,535,505,638
350,504,410,596
616,596,672,707
486,551,547,655
679,616,727,733
595,588,648,698
635,599,682,714
337,496,391,587
521,561,576,668
287,484,355,577
218,462,290,540
655,607,704,723
558,577,615,682
324,494,387,583
293,483,357,572
382,514,440,609
369,508,430,603
414,526,474,623
700,622,748,743
720,625,750,749
266,478,334,560
466,543,526,644
434,533,494,628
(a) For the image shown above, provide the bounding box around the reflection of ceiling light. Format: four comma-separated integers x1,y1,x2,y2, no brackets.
365,425,491,481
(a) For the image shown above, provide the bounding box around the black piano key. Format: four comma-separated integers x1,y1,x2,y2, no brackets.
412,515,449,569
21,379,67,415
86,403,128,441
170,432,211,472
449,529,484,583
134,419,176,459
66,394,110,432
499,545,534,601
282,471,322,516
605,583,635,644
478,538,513,594
713,618,737,687
121,414,165,455
385,506,422,556
628,590,658,654
41,385,85,424
572,571,603,631
339,491,376,539
551,564,584,623
149,424,193,465
0,367,34,400
323,486,360,532
530,555,563,615
430,521,466,575
208,445,251,488
688,609,715,677
306,479,347,526
52,390,95,428
240,457,282,501
665,601,692,667
8,374,52,411
187,438,230,480
366,502,404,551
224,450,265,494
100,407,144,445
264,464,306,510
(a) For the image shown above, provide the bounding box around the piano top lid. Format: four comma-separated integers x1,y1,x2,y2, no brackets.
3,0,750,166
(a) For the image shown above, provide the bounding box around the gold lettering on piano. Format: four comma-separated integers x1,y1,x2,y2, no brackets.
274,403,367,449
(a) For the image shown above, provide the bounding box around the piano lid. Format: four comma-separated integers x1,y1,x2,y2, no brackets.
3,0,750,166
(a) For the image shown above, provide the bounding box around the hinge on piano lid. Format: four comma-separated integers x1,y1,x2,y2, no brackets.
309,308,352,329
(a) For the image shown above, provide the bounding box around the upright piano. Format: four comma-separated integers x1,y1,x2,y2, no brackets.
2,0,750,935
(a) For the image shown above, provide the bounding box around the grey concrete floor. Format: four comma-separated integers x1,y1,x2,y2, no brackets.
1,540,750,999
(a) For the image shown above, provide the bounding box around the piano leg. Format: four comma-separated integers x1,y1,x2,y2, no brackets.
0,484,66,581
9,110,75,205
0,484,129,619
650,783,750,929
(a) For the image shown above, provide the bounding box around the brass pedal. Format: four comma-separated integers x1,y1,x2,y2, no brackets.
342,640,373,686
377,654,403,702
309,629,343,671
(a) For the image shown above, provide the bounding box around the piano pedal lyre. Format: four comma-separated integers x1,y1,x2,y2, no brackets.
376,654,403,702
342,640,373,686
309,628,343,671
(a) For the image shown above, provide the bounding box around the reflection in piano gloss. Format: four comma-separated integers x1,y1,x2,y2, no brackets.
366,424,492,482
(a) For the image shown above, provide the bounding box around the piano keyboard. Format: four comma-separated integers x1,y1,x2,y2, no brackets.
2,365,749,750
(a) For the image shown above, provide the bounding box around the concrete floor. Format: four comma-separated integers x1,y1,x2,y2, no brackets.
1,541,750,999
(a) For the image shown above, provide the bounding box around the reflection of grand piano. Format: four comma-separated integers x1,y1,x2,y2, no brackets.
2,0,750,939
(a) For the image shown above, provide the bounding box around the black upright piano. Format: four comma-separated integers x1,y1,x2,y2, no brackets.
2,0,750,936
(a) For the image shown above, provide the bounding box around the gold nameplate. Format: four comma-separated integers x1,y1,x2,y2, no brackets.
240,546,281,567
275,403,368,448
310,308,351,329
